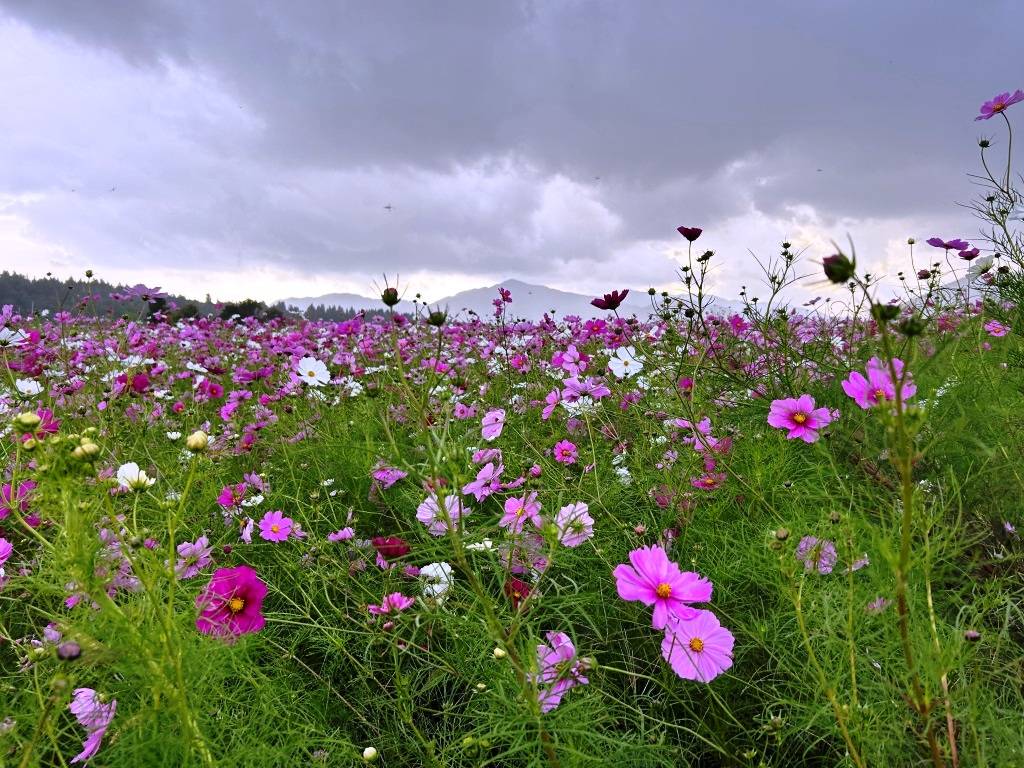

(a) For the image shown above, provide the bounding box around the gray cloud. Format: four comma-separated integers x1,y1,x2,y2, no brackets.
0,0,1019,302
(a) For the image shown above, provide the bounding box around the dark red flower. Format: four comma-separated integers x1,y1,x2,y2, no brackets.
504,577,532,610
590,290,629,311
371,536,410,559
676,226,703,242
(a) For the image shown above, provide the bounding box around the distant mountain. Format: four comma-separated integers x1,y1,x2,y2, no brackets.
283,279,742,320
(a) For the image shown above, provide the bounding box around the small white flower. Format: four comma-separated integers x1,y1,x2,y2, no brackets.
166,431,182,441
466,539,494,551
117,462,155,490
608,346,644,379
297,356,330,386
420,561,454,598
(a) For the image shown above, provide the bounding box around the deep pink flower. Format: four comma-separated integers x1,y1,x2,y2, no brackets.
371,536,410,559
767,395,833,443
553,439,578,464
368,592,415,615
258,510,293,542
504,577,532,610
217,482,248,509
613,545,713,629
676,226,703,242
0,480,35,520
195,565,268,636
661,610,735,682
591,289,629,311
462,461,503,501
975,89,1024,121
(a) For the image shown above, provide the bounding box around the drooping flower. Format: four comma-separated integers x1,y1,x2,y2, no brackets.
975,89,1024,121
613,545,713,629
480,408,506,442
591,289,629,311
297,356,330,386
258,510,293,542
416,494,469,536
174,535,213,579
795,536,838,574
554,502,594,547
766,395,833,443
367,592,415,615
195,565,268,636
69,688,117,764
533,631,590,712
499,492,543,533
661,610,734,682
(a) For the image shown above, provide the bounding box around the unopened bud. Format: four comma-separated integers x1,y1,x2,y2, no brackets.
14,412,41,432
362,746,379,762
822,253,856,284
185,430,209,452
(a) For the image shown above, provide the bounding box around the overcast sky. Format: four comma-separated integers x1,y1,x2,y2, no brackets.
1,1,1020,305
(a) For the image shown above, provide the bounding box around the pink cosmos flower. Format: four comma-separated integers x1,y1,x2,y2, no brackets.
541,388,561,420
613,545,713,629
796,536,838,574
841,357,916,410
258,510,293,542
0,480,35,520
500,492,543,534
984,320,1009,337
553,439,578,464
554,502,594,547
69,688,117,764
481,408,506,441
371,466,407,489
0,537,11,568
328,527,355,542
661,610,735,682
767,395,833,443
975,89,1024,121
416,493,469,536
174,535,213,579
195,565,268,636
368,592,415,616
462,461,504,502
217,482,248,509
533,631,590,712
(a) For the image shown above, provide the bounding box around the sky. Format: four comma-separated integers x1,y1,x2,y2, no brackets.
0,0,1021,306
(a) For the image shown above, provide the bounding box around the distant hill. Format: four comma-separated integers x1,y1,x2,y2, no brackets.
284,278,743,320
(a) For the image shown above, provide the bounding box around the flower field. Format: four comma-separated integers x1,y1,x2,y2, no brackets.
2,95,1024,768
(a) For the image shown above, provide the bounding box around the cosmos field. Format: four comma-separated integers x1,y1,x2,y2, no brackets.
2,93,1024,767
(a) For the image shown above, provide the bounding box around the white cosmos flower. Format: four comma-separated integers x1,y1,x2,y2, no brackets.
967,256,994,283
15,379,43,396
0,328,27,347
608,346,644,379
297,357,330,386
117,462,155,490
166,431,182,441
420,561,454,598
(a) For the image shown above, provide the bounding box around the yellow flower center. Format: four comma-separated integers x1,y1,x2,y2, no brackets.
689,637,704,653
271,524,280,533
307,370,316,377
655,583,672,599
994,102,1006,112
792,412,807,424
228,597,245,614
873,388,886,402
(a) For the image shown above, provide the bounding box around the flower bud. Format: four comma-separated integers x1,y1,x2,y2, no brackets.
362,746,379,762
822,253,856,284
492,647,507,659
57,641,82,661
14,412,41,432
381,287,400,307
186,430,209,452
427,309,447,327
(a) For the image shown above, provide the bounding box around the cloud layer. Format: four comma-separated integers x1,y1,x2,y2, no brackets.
0,0,1019,304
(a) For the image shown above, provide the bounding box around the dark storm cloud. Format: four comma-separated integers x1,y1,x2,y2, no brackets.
0,0,1020,299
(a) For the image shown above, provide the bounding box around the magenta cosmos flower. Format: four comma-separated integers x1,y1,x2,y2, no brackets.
195,565,268,636
975,89,1024,121
613,545,713,629
368,592,415,615
841,357,916,410
258,510,293,542
925,237,970,251
767,395,833,443
552,439,578,464
500,491,542,534
661,610,734,682
481,408,506,441
591,289,629,311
